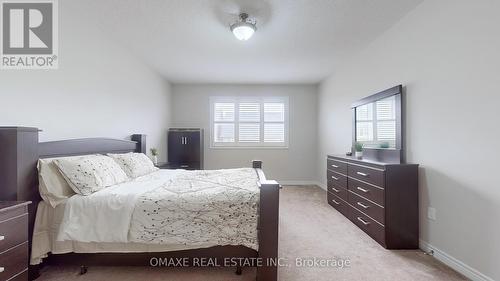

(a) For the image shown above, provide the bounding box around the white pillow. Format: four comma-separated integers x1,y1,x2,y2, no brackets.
108,152,159,178
38,156,81,207
54,155,129,195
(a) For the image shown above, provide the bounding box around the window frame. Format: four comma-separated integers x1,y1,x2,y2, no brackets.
210,96,289,149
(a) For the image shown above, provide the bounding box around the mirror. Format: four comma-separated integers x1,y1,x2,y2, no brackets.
355,95,397,149
352,85,403,161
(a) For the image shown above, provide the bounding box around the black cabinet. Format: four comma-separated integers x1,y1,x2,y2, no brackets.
167,128,204,170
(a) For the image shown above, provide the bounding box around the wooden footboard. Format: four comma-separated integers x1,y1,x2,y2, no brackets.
253,160,280,281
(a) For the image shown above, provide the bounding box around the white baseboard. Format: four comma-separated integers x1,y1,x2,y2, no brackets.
277,181,328,190
419,240,493,281
315,181,327,190
278,180,318,186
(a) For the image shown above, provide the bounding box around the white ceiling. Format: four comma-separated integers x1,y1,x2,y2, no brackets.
81,0,423,84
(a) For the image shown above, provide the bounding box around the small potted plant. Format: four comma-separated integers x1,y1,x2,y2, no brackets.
150,148,159,165
354,142,363,159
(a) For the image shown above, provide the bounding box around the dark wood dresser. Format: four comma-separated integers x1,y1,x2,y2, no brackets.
167,128,204,170
0,202,30,281
326,155,419,249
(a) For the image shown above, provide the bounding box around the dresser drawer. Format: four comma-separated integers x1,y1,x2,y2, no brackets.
348,178,384,206
327,192,350,219
327,170,347,189
0,206,26,224
327,184,348,202
327,158,347,175
351,207,385,246
7,269,27,281
348,163,385,187
0,214,28,254
0,242,28,281
349,191,384,225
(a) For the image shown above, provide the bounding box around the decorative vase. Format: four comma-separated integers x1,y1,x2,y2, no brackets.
152,155,158,165
355,151,363,159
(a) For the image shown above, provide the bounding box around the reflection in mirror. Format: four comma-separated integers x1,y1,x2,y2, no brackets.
355,95,396,149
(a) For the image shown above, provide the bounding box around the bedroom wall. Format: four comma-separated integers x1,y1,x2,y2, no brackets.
0,1,171,161
317,0,500,280
171,84,318,183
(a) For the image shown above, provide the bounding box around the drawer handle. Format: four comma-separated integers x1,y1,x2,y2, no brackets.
331,187,340,193
0,235,4,241
357,186,369,193
0,267,4,272
356,171,369,177
331,164,339,168
331,175,339,181
357,217,370,225
331,199,340,205
180,165,189,168
357,202,370,209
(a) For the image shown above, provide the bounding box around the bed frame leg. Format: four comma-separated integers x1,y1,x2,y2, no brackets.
80,265,88,275
235,266,242,275
29,265,41,280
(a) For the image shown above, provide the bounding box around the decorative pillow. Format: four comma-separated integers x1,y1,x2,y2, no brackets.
54,155,129,195
108,152,159,178
38,156,82,207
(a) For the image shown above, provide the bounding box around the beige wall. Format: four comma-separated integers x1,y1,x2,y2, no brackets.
0,1,171,161
172,84,318,183
318,0,500,280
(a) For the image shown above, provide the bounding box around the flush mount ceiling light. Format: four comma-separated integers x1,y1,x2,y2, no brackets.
230,13,257,41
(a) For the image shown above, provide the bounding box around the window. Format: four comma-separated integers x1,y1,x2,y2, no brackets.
210,96,289,147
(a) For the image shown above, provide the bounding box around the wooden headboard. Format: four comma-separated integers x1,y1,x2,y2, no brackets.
0,127,146,270
39,136,145,158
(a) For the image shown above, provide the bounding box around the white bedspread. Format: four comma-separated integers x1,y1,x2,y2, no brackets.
56,168,260,250
57,169,182,243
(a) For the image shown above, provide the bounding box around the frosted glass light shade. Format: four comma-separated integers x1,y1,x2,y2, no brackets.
231,24,255,41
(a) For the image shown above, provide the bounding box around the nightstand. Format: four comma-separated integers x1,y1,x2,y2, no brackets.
0,201,30,281
155,162,172,169
155,162,199,170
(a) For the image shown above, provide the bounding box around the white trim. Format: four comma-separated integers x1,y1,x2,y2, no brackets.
419,240,493,281
279,181,319,186
210,146,289,150
315,181,327,190
277,181,327,189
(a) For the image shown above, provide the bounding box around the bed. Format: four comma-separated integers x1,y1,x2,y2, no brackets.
0,127,280,281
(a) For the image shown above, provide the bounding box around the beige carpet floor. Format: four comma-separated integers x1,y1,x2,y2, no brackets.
38,186,466,281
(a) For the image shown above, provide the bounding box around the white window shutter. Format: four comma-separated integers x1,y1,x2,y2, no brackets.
213,102,235,143
239,124,260,142
376,96,396,120
264,123,285,142
264,103,285,122
239,103,260,122
264,102,286,143
211,97,288,147
214,103,235,122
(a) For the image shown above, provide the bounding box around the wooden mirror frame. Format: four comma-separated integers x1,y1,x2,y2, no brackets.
351,85,404,164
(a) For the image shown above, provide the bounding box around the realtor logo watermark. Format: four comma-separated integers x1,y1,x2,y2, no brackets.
0,0,58,69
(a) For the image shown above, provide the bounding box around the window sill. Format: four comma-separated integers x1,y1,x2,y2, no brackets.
210,145,289,150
